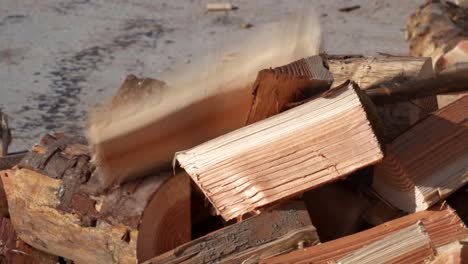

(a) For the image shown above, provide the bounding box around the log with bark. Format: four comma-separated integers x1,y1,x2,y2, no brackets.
407,0,468,107
1,133,191,263
147,202,319,264
263,203,468,264
89,55,333,191
326,54,438,141
176,82,385,220
372,95,468,213
0,217,58,264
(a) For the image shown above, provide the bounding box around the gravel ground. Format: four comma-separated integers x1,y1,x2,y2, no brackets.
0,0,423,151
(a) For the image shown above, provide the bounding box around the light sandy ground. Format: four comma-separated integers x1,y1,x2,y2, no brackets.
0,0,423,151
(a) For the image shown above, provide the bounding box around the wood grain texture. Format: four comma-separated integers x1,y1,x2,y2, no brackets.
0,217,58,264
333,222,435,264
1,133,190,263
246,55,333,124
263,204,468,264
431,240,468,264
146,202,319,264
373,96,468,212
176,83,384,220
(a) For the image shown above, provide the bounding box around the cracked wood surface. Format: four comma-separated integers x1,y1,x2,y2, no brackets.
373,95,468,212
1,133,190,263
176,83,384,220
146,202,318,264
263,204,468,264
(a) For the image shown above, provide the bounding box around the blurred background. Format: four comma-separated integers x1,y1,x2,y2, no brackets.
0,0,423,151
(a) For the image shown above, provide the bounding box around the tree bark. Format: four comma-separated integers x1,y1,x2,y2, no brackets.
1,133,191,263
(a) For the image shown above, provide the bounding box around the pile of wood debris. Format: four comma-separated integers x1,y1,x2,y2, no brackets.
0,1,467,263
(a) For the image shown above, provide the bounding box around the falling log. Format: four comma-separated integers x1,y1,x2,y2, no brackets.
176,82,385,220
263,204,468,264
146,202,319,264
407,0,468,106
111,74,167,110
326,54,438,140
1,133,191,263
89,55,332,190
372,95,468,213
0,217,58,264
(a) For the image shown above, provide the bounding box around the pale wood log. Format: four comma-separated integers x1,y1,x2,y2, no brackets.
332,223,435,264
176,82,384,220
263,204,468,264
372,95,468,212
1,133,190,263
0,217,58,264
431,239,468,264
206,3,235,11
327,54,438,141
89,55,332,190
145,202,319,264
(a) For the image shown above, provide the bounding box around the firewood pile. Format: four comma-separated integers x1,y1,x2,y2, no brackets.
0,1,467,263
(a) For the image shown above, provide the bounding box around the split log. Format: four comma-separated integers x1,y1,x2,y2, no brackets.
407,0,468,107
372,95,468,212
1,133,191,263
263,204,468,264
0,217,58,264
326,54,438,140
431,239,468,264
146,202,319,264
333,223,435,263
89,55,332,190
176,82,384,220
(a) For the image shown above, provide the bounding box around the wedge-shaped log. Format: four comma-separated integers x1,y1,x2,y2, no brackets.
146,202,319,264
332,222,435,264
176,83,384,220
373,96,468,212
1,133,190,263
263,204,468,264
89,55,332,190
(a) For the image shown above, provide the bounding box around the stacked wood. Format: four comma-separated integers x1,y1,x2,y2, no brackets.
0,217,58,264
407,0,468,107
1,133,190,263
372,95,468,212
176,82,385,220
263,204,468,263
146,202,319,264
89,55,333,190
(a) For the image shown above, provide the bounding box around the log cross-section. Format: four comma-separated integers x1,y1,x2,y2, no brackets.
176,83,384,220
373,95,468,212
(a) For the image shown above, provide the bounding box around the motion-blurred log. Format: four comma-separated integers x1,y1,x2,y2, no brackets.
373,96,468,212
327,54,437,140
89,55,332,190
176,82,384,220
263,204,468,264
146,202,319,264
0,217,58,264
111,74,167,110
1,133,190,263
